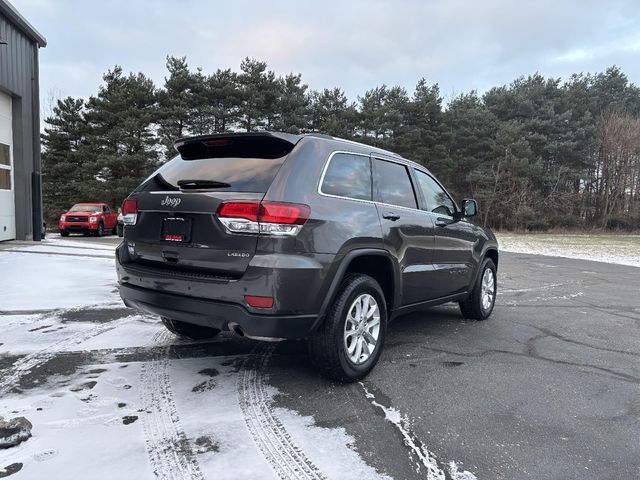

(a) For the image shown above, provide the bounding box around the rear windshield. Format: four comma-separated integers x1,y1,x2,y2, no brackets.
70,204,102,212
143,155,287,193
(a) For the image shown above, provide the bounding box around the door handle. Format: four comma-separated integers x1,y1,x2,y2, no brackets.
435,217,452,227
382,212,401,221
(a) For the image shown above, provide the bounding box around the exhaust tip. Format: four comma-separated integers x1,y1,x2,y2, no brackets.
228,323,245,337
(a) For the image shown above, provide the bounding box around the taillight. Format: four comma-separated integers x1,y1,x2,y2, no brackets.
217,201,259,222
217,201,310,236
121,198,138,226
259,202,310,225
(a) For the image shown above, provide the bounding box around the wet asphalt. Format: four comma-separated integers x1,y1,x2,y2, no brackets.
270,253,640,480
3,236,639,480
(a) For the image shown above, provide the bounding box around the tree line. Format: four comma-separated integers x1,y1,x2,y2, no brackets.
42,57,640,231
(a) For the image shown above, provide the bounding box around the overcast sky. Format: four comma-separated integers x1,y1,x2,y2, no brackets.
11,0,640,107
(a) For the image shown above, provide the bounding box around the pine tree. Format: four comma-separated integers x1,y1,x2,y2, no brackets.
157,56,196,158
84,66,159,208
309,88,358,138
39,59,640,232
237,58,280,131
273,73,310,133
207,68,240,133
404,79,448,178
41,97,91,223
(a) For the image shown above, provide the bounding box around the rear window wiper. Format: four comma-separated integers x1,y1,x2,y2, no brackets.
177,179,232,190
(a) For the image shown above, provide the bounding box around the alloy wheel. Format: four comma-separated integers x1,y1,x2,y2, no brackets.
343,293,381,365
481,268,495,312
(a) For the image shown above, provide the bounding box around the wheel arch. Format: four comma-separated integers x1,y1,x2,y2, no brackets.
314,249,400,331
485,247,499,270
469,247,499,290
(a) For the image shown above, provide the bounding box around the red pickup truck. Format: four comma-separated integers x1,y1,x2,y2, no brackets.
58,203,118,237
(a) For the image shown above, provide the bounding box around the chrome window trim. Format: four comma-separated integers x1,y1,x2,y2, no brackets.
317,150,430,214
317,150,372,204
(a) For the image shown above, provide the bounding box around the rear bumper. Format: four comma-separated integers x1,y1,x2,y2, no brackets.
119,282,317,339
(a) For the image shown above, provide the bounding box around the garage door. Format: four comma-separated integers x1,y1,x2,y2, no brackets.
0,91,15,241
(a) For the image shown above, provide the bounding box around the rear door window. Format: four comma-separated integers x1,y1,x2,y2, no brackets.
321,153,372,200
372,159,417,209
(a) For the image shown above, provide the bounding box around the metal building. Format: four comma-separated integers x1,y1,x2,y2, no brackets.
0,0,45,241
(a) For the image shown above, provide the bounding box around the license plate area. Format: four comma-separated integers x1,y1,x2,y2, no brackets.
161,217,192,243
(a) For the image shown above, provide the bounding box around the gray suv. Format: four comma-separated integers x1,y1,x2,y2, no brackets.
116,133,498,382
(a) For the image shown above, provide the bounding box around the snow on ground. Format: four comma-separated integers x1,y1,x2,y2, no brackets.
0,239,118,311
40,234,117,251
497,233,640,268
0,361,150,480
6,232,635,478
0,244,395,479
172,356,389,480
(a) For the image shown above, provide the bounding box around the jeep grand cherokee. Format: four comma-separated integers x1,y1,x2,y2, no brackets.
116,133,498,382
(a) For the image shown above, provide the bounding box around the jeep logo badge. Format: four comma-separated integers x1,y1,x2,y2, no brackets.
161,196,182,208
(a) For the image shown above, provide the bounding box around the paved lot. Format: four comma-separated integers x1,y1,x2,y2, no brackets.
0,235,638,479
271,252,640,479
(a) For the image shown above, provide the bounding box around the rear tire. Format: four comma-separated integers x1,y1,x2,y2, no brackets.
116,224,123,237
60,230,69,237
459,258,497,320
161,318,221,340
308,274,387,383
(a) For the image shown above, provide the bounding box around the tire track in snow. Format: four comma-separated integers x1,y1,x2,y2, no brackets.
139,330,204,480
238,343,326,480
0,316,132,396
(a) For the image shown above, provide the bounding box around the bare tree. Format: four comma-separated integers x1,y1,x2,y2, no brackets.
596,112,640,228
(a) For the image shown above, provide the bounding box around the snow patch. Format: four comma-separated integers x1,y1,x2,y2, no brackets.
498,234,640,268
360,382,477,480
0,251,119,310
41,234,117,251
0,362,149,480
450,461,480,480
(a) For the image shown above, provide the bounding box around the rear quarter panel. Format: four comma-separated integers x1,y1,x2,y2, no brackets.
262,138,385,255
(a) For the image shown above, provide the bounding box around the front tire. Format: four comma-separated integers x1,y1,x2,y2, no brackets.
308,274,387,383
459,258,497,320
161,318,221,340
94,222,104,237
60,230,69,237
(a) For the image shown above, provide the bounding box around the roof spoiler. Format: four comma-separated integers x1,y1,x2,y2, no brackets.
174,132,302,160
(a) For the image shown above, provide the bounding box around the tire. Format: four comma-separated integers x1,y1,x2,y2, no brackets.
116,224,123,237
459,258,497,320
94,222,104,237
308,274,387,383
60,230,69,237
161,317,221,340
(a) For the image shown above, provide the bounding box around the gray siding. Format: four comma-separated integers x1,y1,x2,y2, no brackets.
0,12,41,240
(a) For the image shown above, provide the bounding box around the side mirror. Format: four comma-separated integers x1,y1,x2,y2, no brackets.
462,199,478,217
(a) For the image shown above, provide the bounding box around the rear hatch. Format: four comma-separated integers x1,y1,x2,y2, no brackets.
124,133,299,279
